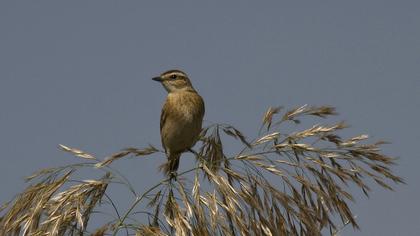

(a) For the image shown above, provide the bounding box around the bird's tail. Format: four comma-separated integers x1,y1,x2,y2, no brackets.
159,153,181,179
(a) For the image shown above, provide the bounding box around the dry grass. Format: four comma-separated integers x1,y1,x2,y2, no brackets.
0,105,404,236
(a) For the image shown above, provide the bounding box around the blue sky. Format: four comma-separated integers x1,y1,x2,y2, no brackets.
1,1,419,235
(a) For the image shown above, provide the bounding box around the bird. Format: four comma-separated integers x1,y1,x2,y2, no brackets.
152,69,205,179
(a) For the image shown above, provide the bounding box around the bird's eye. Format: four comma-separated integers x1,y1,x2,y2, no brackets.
170,74,177,79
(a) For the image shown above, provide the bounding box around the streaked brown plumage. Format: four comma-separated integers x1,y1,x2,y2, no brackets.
152,70,205,178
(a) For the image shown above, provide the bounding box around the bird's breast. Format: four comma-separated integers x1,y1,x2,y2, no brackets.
161,91,204,153
166,91,204,122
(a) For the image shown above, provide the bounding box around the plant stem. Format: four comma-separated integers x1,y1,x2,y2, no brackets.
111,166,201,235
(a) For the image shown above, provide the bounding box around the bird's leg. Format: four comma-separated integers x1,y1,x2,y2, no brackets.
169,171,178,181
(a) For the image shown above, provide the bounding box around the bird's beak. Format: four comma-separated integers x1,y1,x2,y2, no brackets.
152,76,163,82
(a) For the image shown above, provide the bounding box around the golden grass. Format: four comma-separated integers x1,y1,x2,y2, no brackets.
0,105,404,235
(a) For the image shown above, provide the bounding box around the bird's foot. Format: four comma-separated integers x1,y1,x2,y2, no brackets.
169,171,178,181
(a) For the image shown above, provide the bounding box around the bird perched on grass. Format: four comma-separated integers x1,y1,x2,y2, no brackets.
152,70,205,179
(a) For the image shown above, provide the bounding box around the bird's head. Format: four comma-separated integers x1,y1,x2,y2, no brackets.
152,69,194,93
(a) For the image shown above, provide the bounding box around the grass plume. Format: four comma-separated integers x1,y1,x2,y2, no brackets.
0,105,404,235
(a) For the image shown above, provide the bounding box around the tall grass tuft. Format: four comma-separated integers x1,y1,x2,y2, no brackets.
0,105,404,235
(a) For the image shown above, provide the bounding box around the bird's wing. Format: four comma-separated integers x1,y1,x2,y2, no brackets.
197,93,205,118
160,99,170,150
160,104,166,133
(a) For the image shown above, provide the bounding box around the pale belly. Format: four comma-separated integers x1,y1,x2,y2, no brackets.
162,111,203,154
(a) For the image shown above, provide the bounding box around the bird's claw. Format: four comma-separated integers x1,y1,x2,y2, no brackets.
169,171,178,181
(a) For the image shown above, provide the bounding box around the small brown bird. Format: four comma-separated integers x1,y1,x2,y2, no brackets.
152,70,205,178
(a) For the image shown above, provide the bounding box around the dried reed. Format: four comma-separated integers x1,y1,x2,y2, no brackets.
0,105,403,236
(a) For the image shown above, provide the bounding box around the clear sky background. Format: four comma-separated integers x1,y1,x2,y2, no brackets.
1,1,419,235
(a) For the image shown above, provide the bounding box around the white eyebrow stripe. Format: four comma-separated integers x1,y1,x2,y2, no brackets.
166,72,187,77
